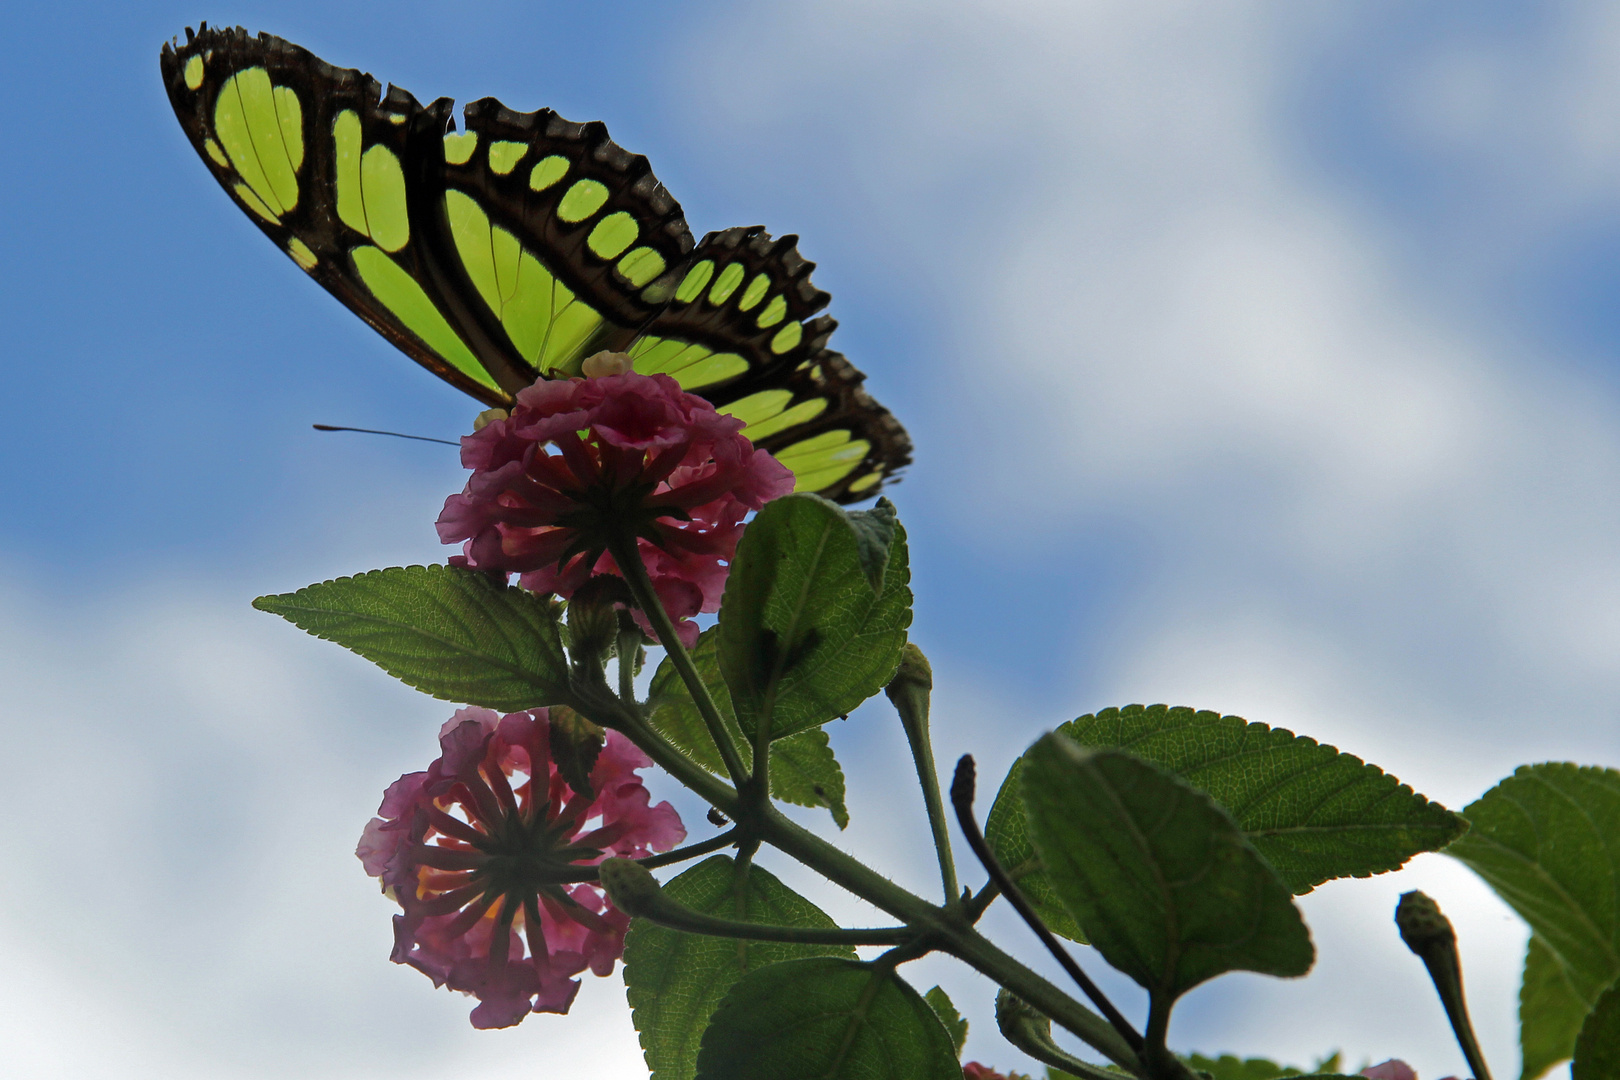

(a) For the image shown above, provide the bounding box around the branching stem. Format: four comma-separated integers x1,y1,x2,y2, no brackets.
950,755,1145,1056
566,562,1143,1072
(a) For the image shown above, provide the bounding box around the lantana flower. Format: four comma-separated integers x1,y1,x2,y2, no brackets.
1361,1063,1451,1080
358,707,685,1028
962,1064,1030,1080
436,362,795,647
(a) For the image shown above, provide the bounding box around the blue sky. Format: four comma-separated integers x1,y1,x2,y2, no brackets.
4,2,1620,1077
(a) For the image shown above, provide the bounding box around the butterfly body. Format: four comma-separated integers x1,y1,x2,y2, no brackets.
161,24,909,502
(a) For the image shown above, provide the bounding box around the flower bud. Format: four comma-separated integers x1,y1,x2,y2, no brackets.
471,406,509,431
1396,890,1455,955
884,642,933,732
581,349,632,377
566,575,633,673
597,856,661,917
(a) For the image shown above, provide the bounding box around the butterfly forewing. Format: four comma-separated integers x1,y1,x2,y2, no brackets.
162,27,509,403
162,24,911,502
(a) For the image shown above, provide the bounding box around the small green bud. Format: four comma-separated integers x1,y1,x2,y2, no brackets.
566,575,633,674
1396,890,1455,955
1395,891,1496,1080
884,642,932,732
597,857,661,917
887,642,932,694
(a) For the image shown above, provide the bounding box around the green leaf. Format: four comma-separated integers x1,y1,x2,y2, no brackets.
1573,979,1620,1080
695,957,960,1080
1021,733,1313,1005
716,493,912,744
547,704,604,799
1446,764,1620,1077
252,564,568,709
624,856,855,1080
986,705,1465,942
1179,1052,1342,1079
1049,1075,1354,1080
924,985,968,1055
648,629,849,827
1521,935,1594,1080
846,498,897,592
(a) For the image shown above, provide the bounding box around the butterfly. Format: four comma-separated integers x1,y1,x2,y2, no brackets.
160,25,910,503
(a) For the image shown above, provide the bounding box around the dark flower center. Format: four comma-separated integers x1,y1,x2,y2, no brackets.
471,803,601,896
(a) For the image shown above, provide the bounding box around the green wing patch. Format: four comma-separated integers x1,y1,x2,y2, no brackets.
440,97,695,381
163,26,504,400
162,24,912,503
637,227,911,501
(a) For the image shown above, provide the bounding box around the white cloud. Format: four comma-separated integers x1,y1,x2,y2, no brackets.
0,569,648,1080
14,3,1620,1078
677,1,1620,1076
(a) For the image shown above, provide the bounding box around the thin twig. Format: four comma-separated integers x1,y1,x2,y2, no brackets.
636,829,740,870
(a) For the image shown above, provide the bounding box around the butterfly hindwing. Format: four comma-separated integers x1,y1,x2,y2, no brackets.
734,349,914,502
634,227,910,499
162,25,912,501
632,225,834,399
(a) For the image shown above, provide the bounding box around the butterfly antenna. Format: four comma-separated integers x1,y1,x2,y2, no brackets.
312,424,460,447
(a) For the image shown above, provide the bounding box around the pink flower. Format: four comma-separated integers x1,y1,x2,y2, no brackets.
962,1065,1029,1080
358,707,685,1028
436,369,794,647
1361,1063,1418,1080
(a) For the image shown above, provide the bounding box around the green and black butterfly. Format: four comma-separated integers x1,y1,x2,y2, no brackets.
160,25,910,502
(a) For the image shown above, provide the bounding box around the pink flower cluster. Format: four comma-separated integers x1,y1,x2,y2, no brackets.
436,371,794,646
1361,1064,1418,1080
358,707,685,1028
962,1065,1029,1080
1361,1063,1461,1080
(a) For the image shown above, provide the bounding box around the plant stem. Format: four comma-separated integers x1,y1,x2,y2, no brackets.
887,646,959,904
616,617,640,702
964,880,1001,923
607,533,751,790
591,692,1142,1071
951,755,1144,1055
636,830,739,870
945,926,1144,1074
1396,891,1494,1080
628,894,916,947
574,555,1142,1073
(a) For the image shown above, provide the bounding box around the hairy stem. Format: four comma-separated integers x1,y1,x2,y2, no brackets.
607,533,750,790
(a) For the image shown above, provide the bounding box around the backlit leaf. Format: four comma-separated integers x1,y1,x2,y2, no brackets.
1447,764,1620,1079
253,564,568,709
924,985,968,1055
1021,733,1313,1004
624,856,854,1080
695,957,959,1080
987,705,1463,942
1520,935,1594,1080
717,494,911,744
1573,980,1620,1080
648,628,848,826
